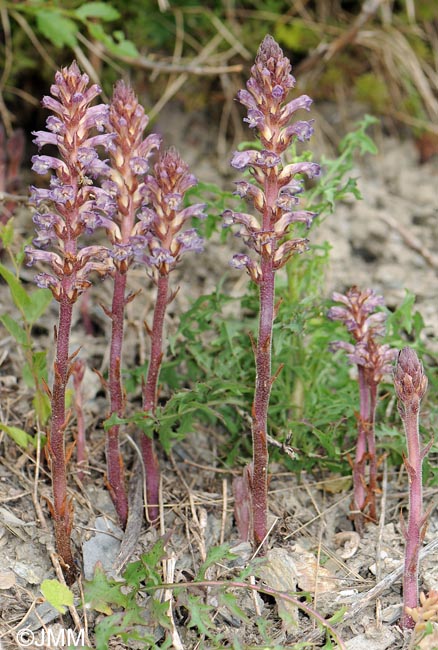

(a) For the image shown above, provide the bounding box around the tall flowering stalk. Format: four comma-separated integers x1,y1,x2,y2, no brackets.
25,63,113,583
328,287,397,529
394,347,430,629
102,81,161,527
141,148,205,523
224,35,320,547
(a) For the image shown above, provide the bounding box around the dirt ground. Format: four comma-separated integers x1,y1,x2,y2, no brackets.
0,102,437,649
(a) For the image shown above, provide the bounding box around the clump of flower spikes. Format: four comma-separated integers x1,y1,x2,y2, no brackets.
25,62,115,584
224,34,320,548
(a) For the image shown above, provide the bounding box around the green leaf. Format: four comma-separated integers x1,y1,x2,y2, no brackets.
26,288,52,323
35,10,78,48
186,594,215,636
103,412,126,431
40,579,74,614
87,22,139,57
218,590,250,623
84,564,129,614
196,544,235,580
0,314,28,346
327,605,347,624
74,2,120,21
0,424,32,448
0,222,14,248
0,263,31,312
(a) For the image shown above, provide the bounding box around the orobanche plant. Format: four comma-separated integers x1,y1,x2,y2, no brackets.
26,63,114,583
223,35,320,548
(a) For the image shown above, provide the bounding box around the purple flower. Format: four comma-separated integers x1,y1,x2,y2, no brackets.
280,95,313,123
35,272,60,292
280,120,315,146
147,246,175,268
32,131,58,148
279,161,321,183
274,210,315,236
110,236,149,262
175,229,204,254
230,149,281,171
244,109,265,129
129,157,150,175
32,155,67,176
230,253,262,283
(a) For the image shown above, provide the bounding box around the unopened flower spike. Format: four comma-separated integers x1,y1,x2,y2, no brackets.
25,61,115,584
394,348,431,630
225,35,320,548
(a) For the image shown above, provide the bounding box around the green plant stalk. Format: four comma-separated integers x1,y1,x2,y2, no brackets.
141,274,169,524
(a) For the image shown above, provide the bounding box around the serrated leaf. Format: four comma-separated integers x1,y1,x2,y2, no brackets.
187,594,215,636
0,314,28,346
35,10,78,48
218,590,250,623
74,2,120,21
94,612,124,650
40,579,74,614
84,564,130,614
0,424,32,448
196,544,235,580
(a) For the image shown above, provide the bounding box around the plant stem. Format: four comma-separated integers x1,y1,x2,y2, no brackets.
252,258,275,548
72,359,86,482
354,366,369,520
367,380,378,522
107,270,129,528
51,296,76,585
401,405,423,629
142,273,169,524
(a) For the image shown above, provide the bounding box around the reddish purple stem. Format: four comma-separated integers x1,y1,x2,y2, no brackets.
141,273,169,524
50,297,76,584
107,270,129,527
252,261,275,547
72,359,86,481
354,367,369,517
401,404,424,629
